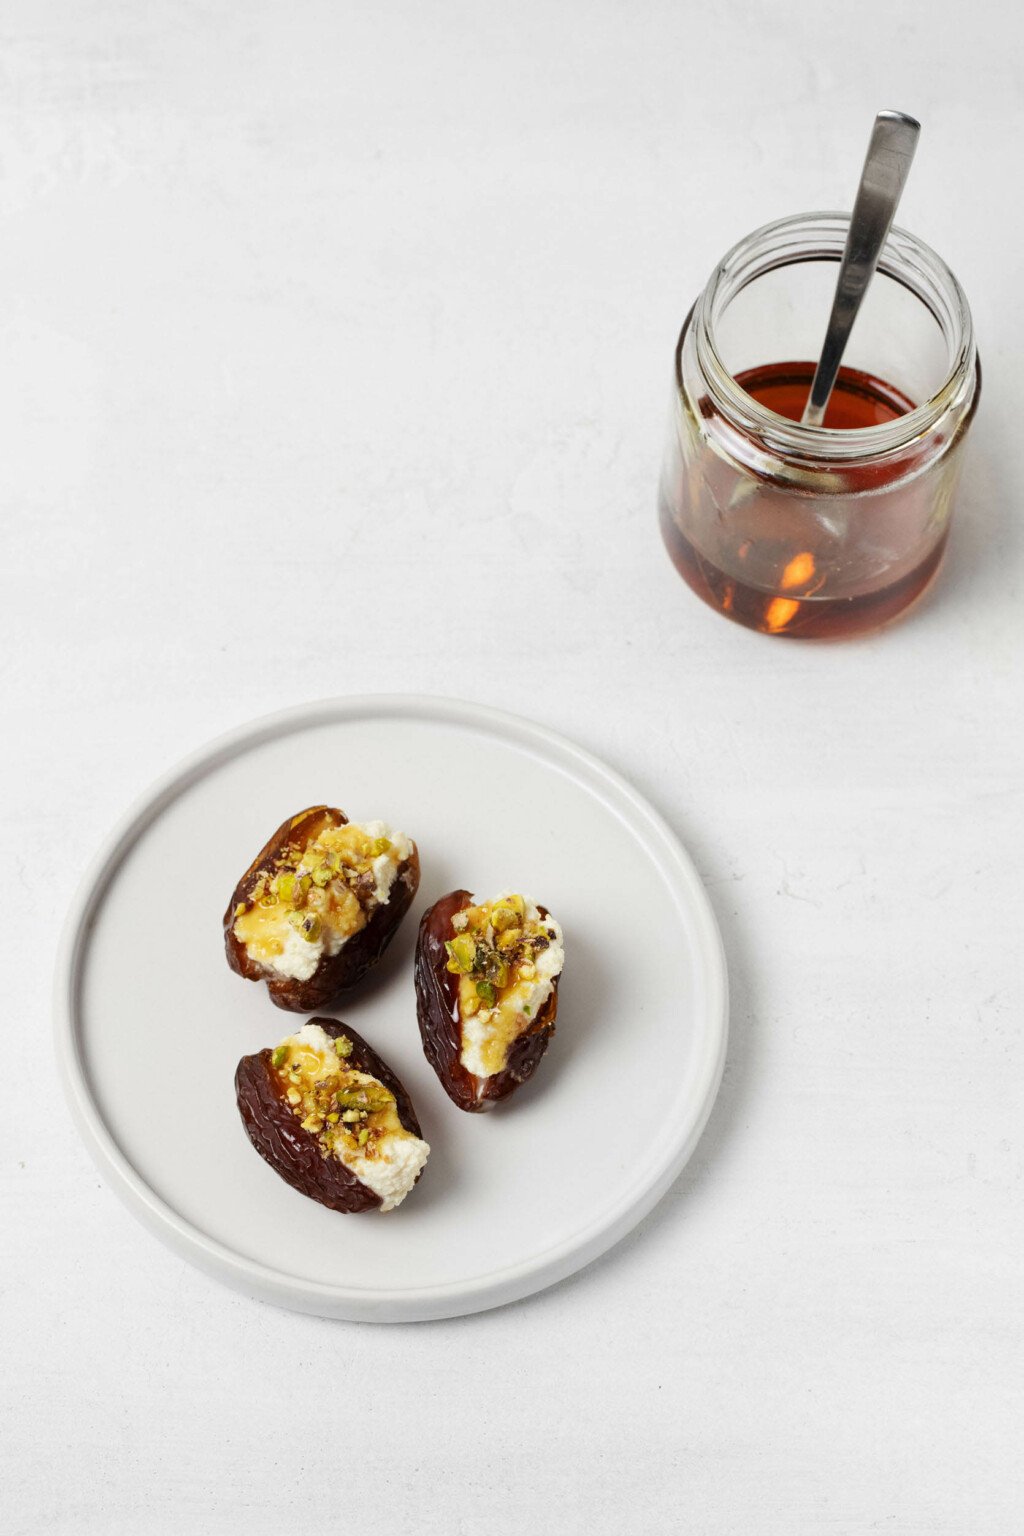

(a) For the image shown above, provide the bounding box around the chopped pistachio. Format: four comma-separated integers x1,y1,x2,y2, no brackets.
523,1004,532,1017
470,944,508,987
476,979,496,1007
451,910,469,932
286,910,322,942
341,1109,361,1123
326,1112,340,1124
273,872,296,903
491,905,519,932
271,1045,289,1069
445,934,477,974
310,863,332,887
334,1034,354,1058
234,902,246,917
336,1087,391,1114
358,1128,370,1146
286,1088,301,1105
370,836,392,857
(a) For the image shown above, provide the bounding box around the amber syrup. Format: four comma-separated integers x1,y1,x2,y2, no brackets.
662,362,946,639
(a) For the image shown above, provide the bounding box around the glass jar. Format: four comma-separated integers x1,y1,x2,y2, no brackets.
658,212,980,638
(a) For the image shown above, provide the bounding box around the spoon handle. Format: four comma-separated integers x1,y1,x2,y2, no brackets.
801,110,921,427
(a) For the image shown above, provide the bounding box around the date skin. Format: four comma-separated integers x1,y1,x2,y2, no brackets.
235,1020,425,1214
224,805,420,1012
415,889,558,1113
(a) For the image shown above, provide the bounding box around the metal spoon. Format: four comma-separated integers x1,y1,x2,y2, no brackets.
801,110,921,427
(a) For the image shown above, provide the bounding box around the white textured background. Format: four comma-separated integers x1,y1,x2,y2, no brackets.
3,2,1022,1532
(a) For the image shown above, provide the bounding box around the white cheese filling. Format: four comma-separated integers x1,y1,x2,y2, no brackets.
242,818,413,981
346,1134,430,1213
292,1022,338,1055
459,893,565,1079
271,926,327,983
357,819,414,905
283,1025,429,1212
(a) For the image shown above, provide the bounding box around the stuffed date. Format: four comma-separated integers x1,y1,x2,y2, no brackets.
415,889,564,1112
224,806,419,1011
235,1020,429,1213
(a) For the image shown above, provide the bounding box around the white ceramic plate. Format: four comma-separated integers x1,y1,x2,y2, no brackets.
55,696,727,1321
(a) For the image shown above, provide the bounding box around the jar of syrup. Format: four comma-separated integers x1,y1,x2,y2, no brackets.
659,213,980,638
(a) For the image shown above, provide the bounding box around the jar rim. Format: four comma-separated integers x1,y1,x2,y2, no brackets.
687,211,977,462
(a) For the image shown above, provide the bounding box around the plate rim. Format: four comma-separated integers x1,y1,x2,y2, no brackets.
54,693,728,1322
